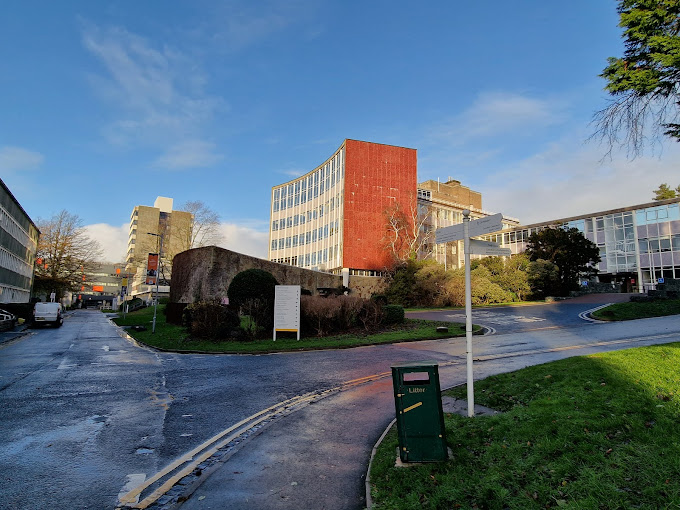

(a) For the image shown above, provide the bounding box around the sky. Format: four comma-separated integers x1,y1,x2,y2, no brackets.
2,1,678,262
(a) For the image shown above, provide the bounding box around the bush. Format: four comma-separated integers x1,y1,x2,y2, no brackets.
184,300,241,341
164,302,188,325
371,294,388,306
383,304,405,325
300,295,383,336
227,269,279,337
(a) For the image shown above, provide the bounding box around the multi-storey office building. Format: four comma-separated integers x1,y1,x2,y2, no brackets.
496,198,680,292
417,179,520,269
126,197,193,296
0,178,39,303
269,139,418,275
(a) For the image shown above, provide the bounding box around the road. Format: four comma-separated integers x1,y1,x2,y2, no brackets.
0,298,677,510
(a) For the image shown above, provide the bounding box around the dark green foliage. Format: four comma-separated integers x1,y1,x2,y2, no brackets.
227,269,279,337
653,182,680,200
383,304,405,324
526,227,600,296
594,0,680,153
371,294,388,306
164,302,188,325
184,300,241,341
385,259,422,307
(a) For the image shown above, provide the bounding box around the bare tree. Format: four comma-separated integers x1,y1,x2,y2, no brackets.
34,210,103,298
382,197,434,266
177,200,223,249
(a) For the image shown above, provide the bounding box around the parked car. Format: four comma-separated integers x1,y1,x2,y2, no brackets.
32,302,63,327
0,308,17,331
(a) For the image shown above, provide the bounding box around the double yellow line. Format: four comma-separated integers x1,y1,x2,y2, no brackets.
117,371,392,509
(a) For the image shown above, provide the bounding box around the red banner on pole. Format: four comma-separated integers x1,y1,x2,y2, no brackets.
146,253,159,285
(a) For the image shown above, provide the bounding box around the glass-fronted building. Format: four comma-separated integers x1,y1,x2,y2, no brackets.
496,198,680,292
0,178,39,303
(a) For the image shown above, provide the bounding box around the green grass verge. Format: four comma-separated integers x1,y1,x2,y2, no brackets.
369,343,680,509
111,305,476,353
591,298,680,321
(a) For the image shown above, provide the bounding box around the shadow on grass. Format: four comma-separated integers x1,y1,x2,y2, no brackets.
370,343,680,509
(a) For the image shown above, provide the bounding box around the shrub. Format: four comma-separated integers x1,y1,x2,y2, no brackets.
227,269,279,337
184,300,241,341
164,302,188,325
371,294,388,306
383,304,405,325
300,295,381,336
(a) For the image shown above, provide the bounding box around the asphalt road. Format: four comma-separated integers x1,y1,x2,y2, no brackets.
0,300,678,510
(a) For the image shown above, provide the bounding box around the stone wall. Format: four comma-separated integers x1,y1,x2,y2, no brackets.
170,246,387,303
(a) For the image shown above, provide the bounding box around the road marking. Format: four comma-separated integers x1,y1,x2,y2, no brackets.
118,474,146,506
579,304,612,322
117,331,679,508
117,371,391,509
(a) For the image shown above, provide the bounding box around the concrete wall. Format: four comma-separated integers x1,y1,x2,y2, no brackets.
170,246,388,303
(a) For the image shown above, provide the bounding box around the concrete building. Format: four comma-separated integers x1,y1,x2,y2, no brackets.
268,139,418,276
126,197,193,297
268,140,515,276
496,198,680,292
417,179,520,270
0,178,39,303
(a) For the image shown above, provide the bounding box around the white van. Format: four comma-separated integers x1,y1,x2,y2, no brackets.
33,302,63,327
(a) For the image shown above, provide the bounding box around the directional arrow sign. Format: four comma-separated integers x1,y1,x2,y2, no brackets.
467,213,504,238
469,239,512,256
435,223,465,244
435,213,505,244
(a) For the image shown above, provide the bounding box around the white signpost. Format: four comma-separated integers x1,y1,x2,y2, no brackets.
273,285,301,341
469,239,512,257
434,211,506,417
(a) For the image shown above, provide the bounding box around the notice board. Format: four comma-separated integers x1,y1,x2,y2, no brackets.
273,285,301,340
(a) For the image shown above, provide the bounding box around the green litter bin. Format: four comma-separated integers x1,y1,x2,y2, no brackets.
391,362,448,462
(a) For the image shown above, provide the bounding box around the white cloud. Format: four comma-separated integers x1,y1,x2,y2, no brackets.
83,223,129,263
82,23,225,167
481,140,680,224
217,222,269,259
432,91,568,145
0,146,44,173
154,140,224,169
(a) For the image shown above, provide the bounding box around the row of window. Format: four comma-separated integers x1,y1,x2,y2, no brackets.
271,220,340,250
271,195,341,231
272,152,344,213
0,205,36,253
0,246,33,278
272,245,340,268
638,234,680,254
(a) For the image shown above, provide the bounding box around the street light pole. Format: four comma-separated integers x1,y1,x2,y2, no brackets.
147,232,163,334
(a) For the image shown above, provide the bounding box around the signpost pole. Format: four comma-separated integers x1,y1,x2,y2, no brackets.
463,209,475,418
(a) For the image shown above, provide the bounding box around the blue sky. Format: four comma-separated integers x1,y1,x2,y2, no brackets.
2,1,678,262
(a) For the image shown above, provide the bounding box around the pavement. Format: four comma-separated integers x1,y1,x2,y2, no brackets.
0,322,32,346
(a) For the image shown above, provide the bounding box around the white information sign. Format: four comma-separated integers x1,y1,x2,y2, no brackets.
273,285,301,341
435,213,504,244
469,239,512,257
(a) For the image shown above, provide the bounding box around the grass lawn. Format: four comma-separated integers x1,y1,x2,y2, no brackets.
369,343,680,509
110,305,475,353
591,298,680,321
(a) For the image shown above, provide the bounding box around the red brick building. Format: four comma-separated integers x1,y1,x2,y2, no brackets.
268,139,417,274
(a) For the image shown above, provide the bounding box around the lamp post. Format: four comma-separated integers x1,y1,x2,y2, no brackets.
147,232,163,334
